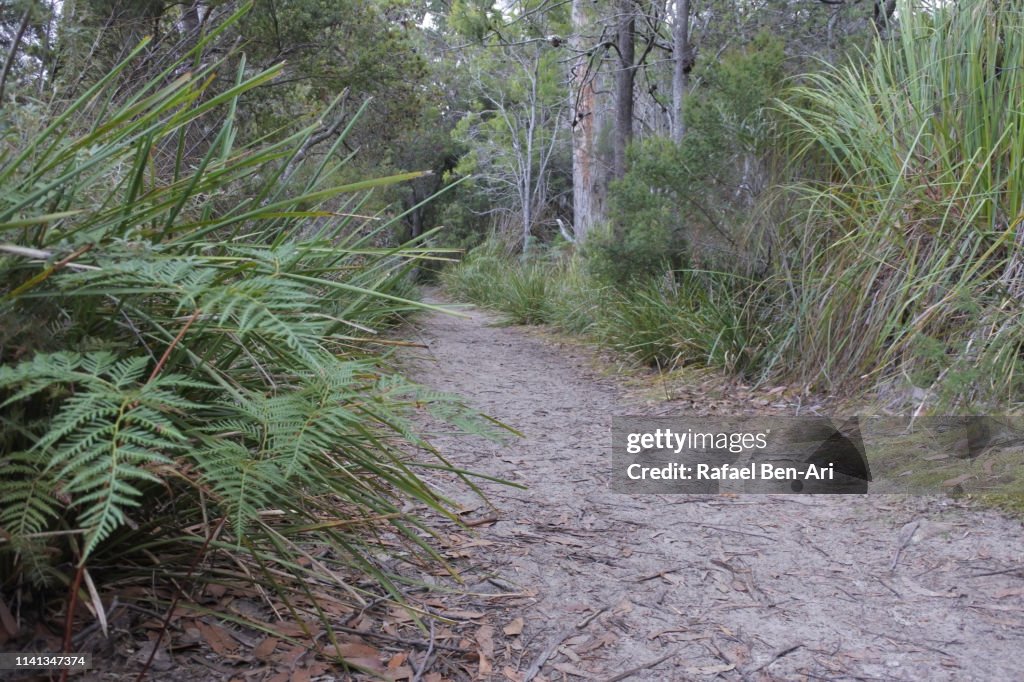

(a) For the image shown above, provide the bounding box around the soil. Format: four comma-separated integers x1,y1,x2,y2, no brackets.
400,293,1024,682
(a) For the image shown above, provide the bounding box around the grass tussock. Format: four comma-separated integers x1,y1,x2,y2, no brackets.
769,0,1024,409
443,246,772,377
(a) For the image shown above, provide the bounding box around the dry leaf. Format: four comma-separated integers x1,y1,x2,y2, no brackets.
475,625,495,658
502,666,524,682
273,622,308,638
196,620,238,656
502,618,524,636
205,583,228,599
558,645,580,662
343,657,388,674
388,666,414,680
478,651,493,677
253,637,279,661
322,641,380,659
576,631,616,654
386,607,416,624
445,610,486,620
552,662,589,677
280,644,308,666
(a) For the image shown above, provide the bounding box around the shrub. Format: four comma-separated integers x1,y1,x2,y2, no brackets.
439,240,511,306
0,18,496,651
586,34,787,287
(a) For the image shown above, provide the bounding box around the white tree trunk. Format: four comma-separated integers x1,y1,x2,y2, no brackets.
570,0,604,241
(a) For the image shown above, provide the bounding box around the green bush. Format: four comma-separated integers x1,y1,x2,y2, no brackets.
502,264,553,325
545,257,608,335
439,240,511,306
0,16,496,647
584,185,684,286
444,242,772,376
587,34,787,287
440,243,554,325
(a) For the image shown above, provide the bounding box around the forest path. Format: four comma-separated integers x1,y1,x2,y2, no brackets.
401,293,1024,682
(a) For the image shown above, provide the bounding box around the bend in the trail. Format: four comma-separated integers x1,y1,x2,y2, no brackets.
403,295,1024,682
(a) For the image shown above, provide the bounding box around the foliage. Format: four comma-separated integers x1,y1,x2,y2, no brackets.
588,34,787,285
440,242,552,325
0,15,499,649
593,272,773,376
771,0,1024,408
443,242,771,375
449,39,570,253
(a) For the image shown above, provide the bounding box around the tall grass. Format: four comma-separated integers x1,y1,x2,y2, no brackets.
0,8,499,656
443,244,771,375
444,0,1024,412
593,272,772,375
772,0,1024,408
440,244,554,325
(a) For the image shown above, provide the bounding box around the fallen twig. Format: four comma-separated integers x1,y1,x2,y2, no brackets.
411,620,436,682
599,650,677,682
745,643,803,676
635,567,682,583
523,627,576,682
575,606,608,629
697,523,775,541
969,566,1023,578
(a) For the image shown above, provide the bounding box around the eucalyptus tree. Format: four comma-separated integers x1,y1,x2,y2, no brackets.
452,39,569,255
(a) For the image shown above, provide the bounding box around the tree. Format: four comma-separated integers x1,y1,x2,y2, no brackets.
453,42,568,255
612,0,636,180
568,0,607,241
671,0,692,143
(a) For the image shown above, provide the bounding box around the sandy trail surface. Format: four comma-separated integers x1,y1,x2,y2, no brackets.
402,295,1024,681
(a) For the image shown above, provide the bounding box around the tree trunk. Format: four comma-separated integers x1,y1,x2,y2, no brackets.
873,0,897,35
569,0,603,240
671,0,691,144
612,0,635,180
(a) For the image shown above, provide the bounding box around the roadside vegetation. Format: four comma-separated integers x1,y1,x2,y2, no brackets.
443,0,1024,415
3,0,1023,673
0,4,500,671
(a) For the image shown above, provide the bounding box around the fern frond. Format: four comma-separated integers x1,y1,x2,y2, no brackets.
0,452,61,538
2,351,199,560
194,438,283,540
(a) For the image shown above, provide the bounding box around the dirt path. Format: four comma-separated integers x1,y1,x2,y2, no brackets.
403,296,1024,681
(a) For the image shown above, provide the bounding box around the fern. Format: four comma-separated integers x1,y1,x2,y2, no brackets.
0,452,61,540
0,6,494,644
0,351,203,560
